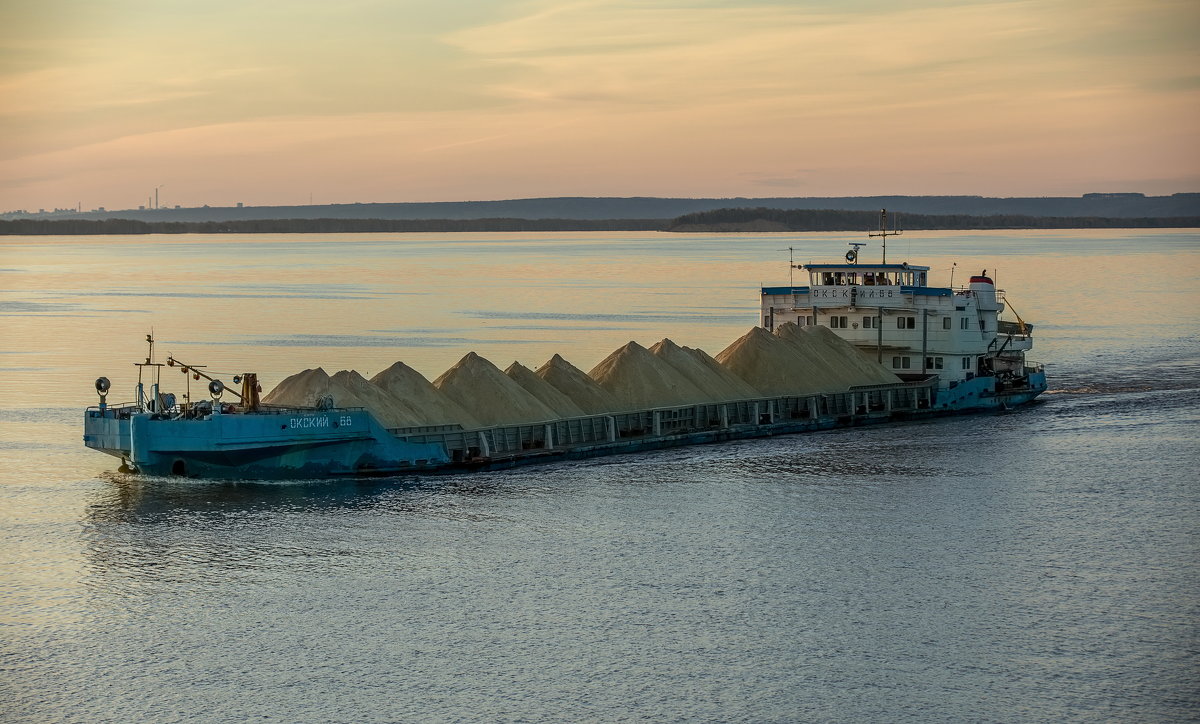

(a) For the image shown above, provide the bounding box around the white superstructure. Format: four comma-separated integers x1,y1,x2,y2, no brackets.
760,242,1042,399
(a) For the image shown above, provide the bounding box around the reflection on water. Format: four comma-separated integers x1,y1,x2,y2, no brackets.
87,473,408,521
77,471,531,607
84,470,526,526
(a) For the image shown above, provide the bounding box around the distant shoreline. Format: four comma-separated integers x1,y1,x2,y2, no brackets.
1,210,1197,235
665,207,1200,232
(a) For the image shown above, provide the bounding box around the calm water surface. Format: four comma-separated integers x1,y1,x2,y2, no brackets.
1,230,1198,722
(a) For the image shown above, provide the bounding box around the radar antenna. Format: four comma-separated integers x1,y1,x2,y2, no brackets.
868,208,902,264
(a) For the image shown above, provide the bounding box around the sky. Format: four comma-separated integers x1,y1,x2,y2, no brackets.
1,0,1198,211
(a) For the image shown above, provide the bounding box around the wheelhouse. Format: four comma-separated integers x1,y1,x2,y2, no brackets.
806,263,930,288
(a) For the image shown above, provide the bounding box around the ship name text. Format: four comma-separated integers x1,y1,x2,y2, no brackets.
290,416,330,429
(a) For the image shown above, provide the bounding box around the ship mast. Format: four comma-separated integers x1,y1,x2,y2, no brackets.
133,332,164,412
868,208,902,264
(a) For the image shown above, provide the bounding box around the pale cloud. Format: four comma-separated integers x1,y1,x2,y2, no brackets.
430,0,1200,194
445,0,1197,112
0,64,271,116
0,0,513,160
0,0,1196,209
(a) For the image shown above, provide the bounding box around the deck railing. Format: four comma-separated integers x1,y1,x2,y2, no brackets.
395,378,939,463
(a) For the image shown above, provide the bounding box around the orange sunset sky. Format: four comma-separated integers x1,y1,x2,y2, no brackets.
2,0,1198,211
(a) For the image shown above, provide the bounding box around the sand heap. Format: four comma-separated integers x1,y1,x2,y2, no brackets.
718,324,904,396
649,338,760,402
716,327,823,397
687,346,765,399
766,323,849,391
370,361,481,429
433,352,559,426
779,323,900,386
504,362,587,419
262,367,424,428
534,354,620,415
263,367,332,408
329,370,426,428
588,341,711,410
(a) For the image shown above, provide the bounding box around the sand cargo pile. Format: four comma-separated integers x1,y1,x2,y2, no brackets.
433,352,560,427
534,354,620,415
588,341,710,411
262,367,425,428
776,323,900,387
262,327,902,430
650,338,761,402
369,361,481,429
504,362,587,419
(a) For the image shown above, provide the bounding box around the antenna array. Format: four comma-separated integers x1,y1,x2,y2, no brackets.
867,208,902,264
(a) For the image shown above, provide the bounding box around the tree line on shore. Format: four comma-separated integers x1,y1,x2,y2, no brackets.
1,208,1196,235
665,207,1200,231
0,217,665,234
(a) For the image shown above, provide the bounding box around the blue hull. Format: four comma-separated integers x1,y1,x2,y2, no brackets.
85,373,1046,481
85,407,449,479
933,370,1048,412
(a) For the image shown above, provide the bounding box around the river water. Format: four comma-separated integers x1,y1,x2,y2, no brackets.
1,230,1197,722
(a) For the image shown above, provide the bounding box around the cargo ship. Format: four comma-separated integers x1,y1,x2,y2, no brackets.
84,221,1046,479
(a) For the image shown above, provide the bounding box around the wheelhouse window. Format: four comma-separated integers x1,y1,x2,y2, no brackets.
925,357,944,370
942,317,951,330
897,316,915,330
892,356,912,369
961,356,971,369
830,316,849,329
961,317,970,330
863,315,880,329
